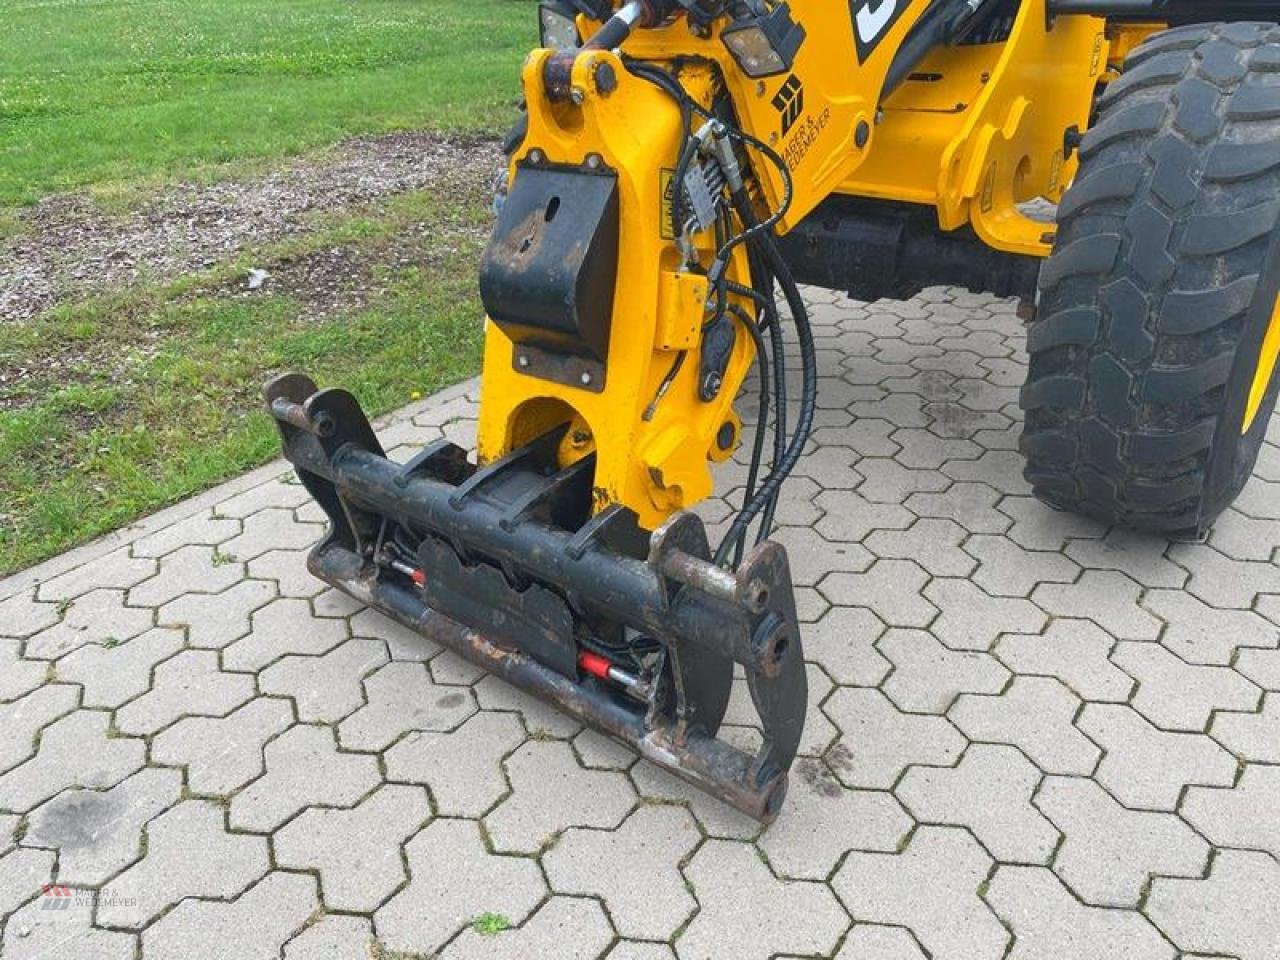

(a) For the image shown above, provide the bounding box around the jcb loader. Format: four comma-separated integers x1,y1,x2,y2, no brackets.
266,0,1280,820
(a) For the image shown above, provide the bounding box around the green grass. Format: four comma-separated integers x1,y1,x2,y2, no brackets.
0,0,530,205
0,187,490,574
470,913,512,936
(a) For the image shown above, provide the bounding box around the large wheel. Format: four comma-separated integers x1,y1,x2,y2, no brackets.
1021,21,1280,535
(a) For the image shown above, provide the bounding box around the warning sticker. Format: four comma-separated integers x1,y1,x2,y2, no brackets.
660,167,676,240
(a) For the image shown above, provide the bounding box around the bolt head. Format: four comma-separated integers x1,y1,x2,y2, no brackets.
580,370,593,385
570,86,586,105
517,354,530,369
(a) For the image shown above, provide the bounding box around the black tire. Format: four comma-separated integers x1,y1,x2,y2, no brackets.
1021,21,1280,535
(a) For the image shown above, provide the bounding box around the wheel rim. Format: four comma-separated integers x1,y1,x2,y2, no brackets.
1244,293,1280,435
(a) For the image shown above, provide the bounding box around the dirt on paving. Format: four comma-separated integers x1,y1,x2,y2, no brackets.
0,133,502,323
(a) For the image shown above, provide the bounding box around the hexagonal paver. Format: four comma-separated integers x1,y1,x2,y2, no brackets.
219,508,322,562
0,845,55,916
759,756,911,880
158,579,276,649
0,591,61,639
803,607,889,686
964,536,1079,597
949,677,1099,776
1078,704,1236,810
986,865,1174,960
484,739,635,854
114,649,255,736
142,871,318,960
1111,641,1259,732
228,724,380,832
56,627,184,708
897,745,1056,864
1211,692,1280,762
1182,765,1280,859
223,597,348,671
820,559,935,628
97,799,269,929
442,896,615,960
23,767,182,885
151,696,294,795
834,827,1008,960
1143,590,1279,665
259,635,387,723
36,549,154,603
680,838,848,960
0,639,45,701
0,710,144,811
337,660,476,751
879,629,1009,714
1147,850,1280,960
0,684,78,774
1,891,135,960
993,620,1133,702
131,508,240,559
284,915,374,960
545,804,700,939
1035,776,1209,907
373,818,546,957
23,589,153,660
824,688,966,789
1031,571,1161,641
273,784,429,912
923,579,1046,651
128,545,244,607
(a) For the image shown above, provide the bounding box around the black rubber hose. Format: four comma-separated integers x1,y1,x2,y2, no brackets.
721,302,771,568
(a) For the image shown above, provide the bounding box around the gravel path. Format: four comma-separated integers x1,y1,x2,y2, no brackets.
0,134,501,322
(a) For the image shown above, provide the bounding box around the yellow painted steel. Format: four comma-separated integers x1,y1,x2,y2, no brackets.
475,2,1145,529
1244,295,1280,434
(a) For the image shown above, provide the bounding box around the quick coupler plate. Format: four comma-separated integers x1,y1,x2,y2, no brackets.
264,373,808,821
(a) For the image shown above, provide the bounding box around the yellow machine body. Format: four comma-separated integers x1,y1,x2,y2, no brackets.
476,1,1163,530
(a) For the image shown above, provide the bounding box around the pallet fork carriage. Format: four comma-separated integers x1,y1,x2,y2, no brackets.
270,0,1280,819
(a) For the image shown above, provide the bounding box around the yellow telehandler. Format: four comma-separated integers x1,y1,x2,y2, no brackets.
266,0,1280,820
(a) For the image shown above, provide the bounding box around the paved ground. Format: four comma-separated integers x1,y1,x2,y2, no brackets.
3,285,1280,960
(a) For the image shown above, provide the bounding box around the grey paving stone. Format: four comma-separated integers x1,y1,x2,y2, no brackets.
429,647,487,685
0,640,45,702
994,620,1134,702
1211,692,1280,762
224,596,349,671
131,509,241,559
1035,776,1209,908
986,865,1174,960
0,684,78,774
349,607,441,661
97,799,269,929
725,664,836,757
770,526,873,587
879,629,1009,714
997,496,1107,551
834,826,1008,960
760,757,911,880
904,482,1009,535
384,710,525,817
950,677,1099,775
819,560,936,628
1031,571,1162,641
1147,849,1280,960
219,508,322,561
1112,642,1260,732
247,549,327,598
115,649,254,735
890,428,980,471
629,758,761,841
0,710,144,812
1063,529,1187,589
142,871,318,960
229,724,380,832
374,818,545,957
273,783,429,912
833,926,928,960
0,591,61,640
804,607,890,686
680,838,847,960
0,812,17,850
964,535,1080,597
0,845,55,916
36,549,155,603
283,915,374,960
55,627,183,708
485,739,635,854
23,589,153,660
1,892,135,960
23,766,182,885
856,458,950,503
152,696,294,795
1183,765,1280,860
158,578,277,648
1168,543,1280,609
865,518,974,578
924,578,1046,651
897,744,1056,864
824,687,966,789
214,476,311,518
606,944,677,960
128,545,244,607
545,804,699,939
260,635,386,723
813,490,914,543
441,895,614,960
1209,509,1280,561
338,660,477,751
1078,704,1236,810
1236,646,1280,690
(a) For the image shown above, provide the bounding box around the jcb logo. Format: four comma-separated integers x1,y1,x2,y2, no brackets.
772,74,804,137
851,0,906,61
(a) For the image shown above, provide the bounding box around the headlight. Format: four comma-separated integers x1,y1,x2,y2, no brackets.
539,1,582,50
721,2,805,78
